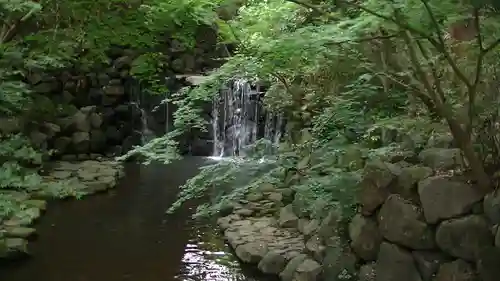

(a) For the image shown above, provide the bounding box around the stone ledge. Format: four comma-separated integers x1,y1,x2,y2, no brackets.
0,159,124,259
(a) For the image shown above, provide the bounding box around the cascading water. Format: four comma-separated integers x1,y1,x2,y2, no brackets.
212,79,283,158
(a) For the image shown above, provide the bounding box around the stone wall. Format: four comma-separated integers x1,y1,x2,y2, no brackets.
352,147,499,281
0,25,226,159
216,147,500,281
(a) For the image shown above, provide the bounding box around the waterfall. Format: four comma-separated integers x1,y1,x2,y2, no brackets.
211,79,283,157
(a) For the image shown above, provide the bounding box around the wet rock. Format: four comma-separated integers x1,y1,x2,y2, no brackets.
377,195,434,249
418,148,462,170
258,251,287,274
280,254,308,281
418,176,482,224
412,251,447,281
349,214,382,261
436,215,493,261
235,242,268,263
433,260,476,281
293,258,322,281
246,192,264,202
279,205,299,228
358,160,401,215
375,242,422,281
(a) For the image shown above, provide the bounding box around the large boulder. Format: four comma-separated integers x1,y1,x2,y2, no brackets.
418,176,483,224
348,214,382,261
375,242,422,281
378,195,434,249
358,160,401,215
435,215,493,261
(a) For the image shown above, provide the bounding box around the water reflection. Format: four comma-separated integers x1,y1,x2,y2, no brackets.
0,158,272,281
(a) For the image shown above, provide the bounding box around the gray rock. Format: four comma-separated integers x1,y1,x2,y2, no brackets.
412,251,448,281
375,242,422,281
293,258,322,281
396,166,433,201
280,254,307,281
258,251,287,274
279,205,299,228
377,195,434,249
72,132,90,153
305,235,325,261
89,112,103,128
358,263,376,281
235,242,268,263
358,160,401,215
433,260,476,281
418,148,462,170
72,111,91,132
436,215,493,261
349,214,382,261
418,176,482,224
322,239,357,280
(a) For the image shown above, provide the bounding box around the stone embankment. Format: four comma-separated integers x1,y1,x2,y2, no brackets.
218,147,500,281
0,159,123,259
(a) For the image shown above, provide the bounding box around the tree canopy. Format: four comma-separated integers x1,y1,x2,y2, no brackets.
3,0,500,222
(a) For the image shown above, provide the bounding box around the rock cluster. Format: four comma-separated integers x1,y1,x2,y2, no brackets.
217,184,350,281
353,148,499,281
219,147,500,281
0,159,123,259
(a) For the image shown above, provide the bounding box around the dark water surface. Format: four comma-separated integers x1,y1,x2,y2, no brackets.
1,157,273,281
